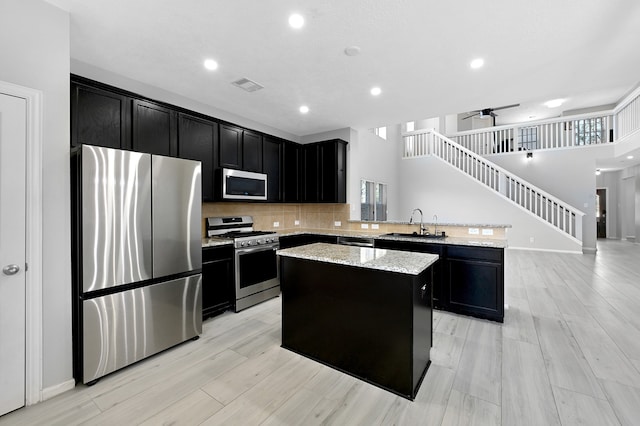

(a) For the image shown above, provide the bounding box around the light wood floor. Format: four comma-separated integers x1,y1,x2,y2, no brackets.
3,239,640,425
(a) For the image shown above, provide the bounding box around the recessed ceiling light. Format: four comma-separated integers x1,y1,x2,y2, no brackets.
299,105,309,114
627,155,634,159
370,87,382,96
470,58,484,69
544,98,565,108
344,46,361,56
289,13,304,29
203,59,218,71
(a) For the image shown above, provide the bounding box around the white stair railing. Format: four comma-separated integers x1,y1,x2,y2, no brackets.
403,129,585,241
449,111,614,156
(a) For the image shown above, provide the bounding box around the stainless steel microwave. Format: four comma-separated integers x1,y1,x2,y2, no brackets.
222,168,267,200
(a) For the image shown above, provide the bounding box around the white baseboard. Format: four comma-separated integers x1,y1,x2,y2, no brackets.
39,379,75,403
507,246,583,255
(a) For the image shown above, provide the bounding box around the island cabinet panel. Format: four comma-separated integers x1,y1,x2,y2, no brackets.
177,114,217,201
280,257,432,400
374,239,446,308
202,245,234,319
132,99,178,156
262,137,281,202
446,246,504,322
71,83,131,150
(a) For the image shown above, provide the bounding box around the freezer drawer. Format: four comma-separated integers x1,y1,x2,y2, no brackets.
152,155,202,277
81,145,152,292
82,274,202,383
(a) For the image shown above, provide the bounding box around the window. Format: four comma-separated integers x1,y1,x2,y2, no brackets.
361,180,388,221
519,126,538,150
371,126,387,140
575,117,604,145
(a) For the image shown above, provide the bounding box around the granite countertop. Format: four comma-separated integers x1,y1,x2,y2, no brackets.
202,231,507,249
202,237,234,248
374,234,508,248
349,220,512,228
277,242,438,275
278,230,507,248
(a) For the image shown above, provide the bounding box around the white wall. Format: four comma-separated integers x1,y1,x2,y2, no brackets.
0,0,72,388
620,164,640,240
348,126,402,221
300,128,352,144
397,156,582,252
71,60,300,143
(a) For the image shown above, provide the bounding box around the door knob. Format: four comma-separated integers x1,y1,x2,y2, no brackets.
2,264,20,275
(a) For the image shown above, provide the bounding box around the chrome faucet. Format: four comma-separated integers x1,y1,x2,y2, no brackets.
409,208,425,235
433,214,438,236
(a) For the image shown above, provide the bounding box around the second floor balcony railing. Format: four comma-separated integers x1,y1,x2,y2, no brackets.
446,85,640,156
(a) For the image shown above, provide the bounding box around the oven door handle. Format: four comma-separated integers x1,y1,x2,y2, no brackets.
235,243,279,255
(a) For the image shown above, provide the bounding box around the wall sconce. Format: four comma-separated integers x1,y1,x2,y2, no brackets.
526,152,533,161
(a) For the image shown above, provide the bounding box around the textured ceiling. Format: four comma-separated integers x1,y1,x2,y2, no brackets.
48,0,640,137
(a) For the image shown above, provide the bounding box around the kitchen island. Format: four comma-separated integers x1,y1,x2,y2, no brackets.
277,243,438,400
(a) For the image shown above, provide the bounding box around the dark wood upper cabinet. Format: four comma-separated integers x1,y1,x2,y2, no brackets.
71,76,347,204
178,114,217,201
132,99,177,156
319,139,348,203
302,144,319,203
71,83,131,150
242,130,263,173
282,141,301,203
218,125,263,172
218,124,243,169
263,137,281,202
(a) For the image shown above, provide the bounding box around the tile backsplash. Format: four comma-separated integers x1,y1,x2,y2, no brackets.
202,203,350,236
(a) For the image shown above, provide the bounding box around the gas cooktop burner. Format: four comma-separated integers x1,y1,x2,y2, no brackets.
206,216,279,248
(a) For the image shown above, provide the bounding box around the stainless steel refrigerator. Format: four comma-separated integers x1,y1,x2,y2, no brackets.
71,145,202,384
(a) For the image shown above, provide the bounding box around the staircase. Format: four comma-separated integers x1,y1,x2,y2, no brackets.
403,130,585,243
401,86,640,246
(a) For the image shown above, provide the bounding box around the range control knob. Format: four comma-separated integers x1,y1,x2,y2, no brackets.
240,241,247,247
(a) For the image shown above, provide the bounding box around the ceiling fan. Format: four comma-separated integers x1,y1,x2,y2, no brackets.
462,103,520,120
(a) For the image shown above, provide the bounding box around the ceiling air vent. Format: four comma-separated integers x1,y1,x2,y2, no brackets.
231,78,264,92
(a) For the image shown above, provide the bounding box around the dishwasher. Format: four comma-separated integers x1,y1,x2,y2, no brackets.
337,236,375,247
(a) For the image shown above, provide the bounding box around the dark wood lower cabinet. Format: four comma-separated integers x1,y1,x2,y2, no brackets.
446,246,504,322
202,245,234,319
278,233,338,249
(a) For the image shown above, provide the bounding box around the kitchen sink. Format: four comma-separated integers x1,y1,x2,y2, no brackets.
383,232,446,239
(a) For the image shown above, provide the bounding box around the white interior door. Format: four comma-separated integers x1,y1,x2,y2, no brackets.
0,92,27,415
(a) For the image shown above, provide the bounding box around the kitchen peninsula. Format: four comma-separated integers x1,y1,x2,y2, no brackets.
277,243,438,400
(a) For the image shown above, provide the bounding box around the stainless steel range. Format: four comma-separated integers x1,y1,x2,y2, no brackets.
207,216,280,311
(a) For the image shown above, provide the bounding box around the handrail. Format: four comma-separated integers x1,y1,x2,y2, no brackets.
444,84,640,155
403,129,585,240
447,111,614,156
614,85,640,141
